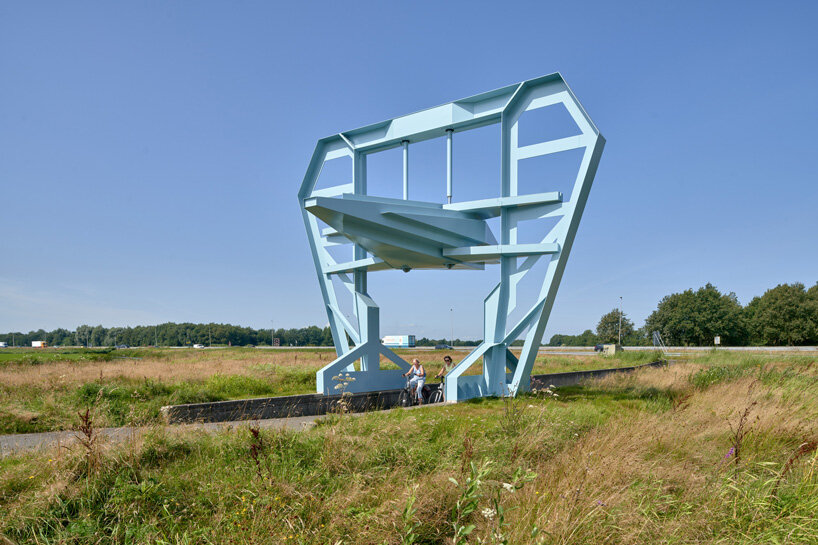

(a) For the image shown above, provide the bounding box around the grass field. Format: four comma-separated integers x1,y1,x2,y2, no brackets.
1,351,817,543
0,347,656,435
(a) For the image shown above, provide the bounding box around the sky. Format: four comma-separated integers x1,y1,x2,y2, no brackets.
1,1,816,340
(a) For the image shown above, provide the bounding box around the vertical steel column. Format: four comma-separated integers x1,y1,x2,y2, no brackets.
446,129,453,204
402,140,409,200
352,151,367,295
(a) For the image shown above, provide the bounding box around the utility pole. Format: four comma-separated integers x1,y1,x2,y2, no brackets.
271,320,274,347
154,325,158,347
209,324,212,348
618,296,623,346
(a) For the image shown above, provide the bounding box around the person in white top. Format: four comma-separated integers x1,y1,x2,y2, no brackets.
402,358,426,404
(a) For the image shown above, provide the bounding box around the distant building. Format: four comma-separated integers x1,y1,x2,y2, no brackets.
382,335,416,348
31,341,48,348
0,342,7,348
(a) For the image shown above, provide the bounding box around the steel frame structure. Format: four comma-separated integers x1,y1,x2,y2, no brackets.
299,73,604,401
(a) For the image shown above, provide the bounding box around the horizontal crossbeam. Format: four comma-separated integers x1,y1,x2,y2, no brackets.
443,192,563,219
442,243,560,261
324,257,384,275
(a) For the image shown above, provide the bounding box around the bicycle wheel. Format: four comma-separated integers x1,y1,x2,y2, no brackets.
397,390,412,407
428,388,443,404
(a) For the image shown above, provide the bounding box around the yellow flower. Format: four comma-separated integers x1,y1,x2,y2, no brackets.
28,476,34,479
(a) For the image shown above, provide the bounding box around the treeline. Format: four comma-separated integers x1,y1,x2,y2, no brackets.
0,323,335,348
0,324,484,349
4,281,815,349
548,282,818,347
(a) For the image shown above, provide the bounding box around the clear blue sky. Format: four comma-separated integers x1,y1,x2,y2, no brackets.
1,1,816,340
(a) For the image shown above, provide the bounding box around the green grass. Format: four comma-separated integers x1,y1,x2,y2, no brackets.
0,372,321,435
0,348,151,365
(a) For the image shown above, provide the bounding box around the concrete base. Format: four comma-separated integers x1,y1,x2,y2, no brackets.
161,360,664,424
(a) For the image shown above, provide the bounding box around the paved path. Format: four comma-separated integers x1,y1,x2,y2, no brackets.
0,414,325,457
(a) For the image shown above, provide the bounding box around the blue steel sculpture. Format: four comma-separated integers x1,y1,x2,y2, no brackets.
299,74,604,401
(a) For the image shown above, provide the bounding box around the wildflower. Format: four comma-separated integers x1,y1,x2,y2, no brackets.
596,500,606,506
28,475,34,479
481,507,496,520
334,384,344,390
527,405,534,408
502,483,515,492
725,446,735,459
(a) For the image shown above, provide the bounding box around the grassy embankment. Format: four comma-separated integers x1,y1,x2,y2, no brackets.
0,347,655,435
1,351,817,543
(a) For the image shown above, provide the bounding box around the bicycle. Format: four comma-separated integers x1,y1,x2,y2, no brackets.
427,376,444,404
398,377,444,407
398,378,421,407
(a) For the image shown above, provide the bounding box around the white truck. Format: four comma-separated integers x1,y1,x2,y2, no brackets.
31,341,47,348
381,335,416,348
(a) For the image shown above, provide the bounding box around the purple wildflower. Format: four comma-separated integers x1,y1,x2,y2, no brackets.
725,447,735,459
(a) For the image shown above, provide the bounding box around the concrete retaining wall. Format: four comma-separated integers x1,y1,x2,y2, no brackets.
161,360,664,424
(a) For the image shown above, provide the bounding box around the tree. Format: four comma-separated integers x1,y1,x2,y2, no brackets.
596,309,634,344
644,283,747,346
744,283,818,346
547,329,599,346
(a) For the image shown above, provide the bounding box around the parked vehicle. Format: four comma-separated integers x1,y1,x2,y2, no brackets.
193,344,205,349
435,344,453,350
594,344,604,352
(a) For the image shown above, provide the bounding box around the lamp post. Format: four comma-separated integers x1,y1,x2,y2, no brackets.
450,308,454,348
618,296,623,346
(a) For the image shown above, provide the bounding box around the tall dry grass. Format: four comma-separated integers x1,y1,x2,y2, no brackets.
3,353,817,543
